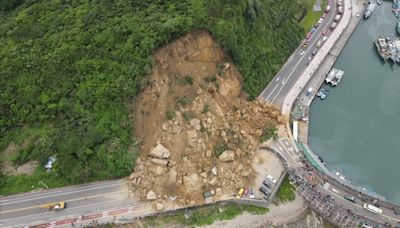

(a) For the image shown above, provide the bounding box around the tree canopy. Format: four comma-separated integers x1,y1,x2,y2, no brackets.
0,0,305,193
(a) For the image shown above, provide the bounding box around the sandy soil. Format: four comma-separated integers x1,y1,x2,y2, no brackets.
1,142,37,175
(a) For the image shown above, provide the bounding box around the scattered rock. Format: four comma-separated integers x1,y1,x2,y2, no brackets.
216,188,222,196
151,158,168,166
147,191,157,200
208,177,219,186
190,118,201,131
149,144,171,159
168,168,177,184
206,150,212,158
218,150,235,162
149,164,167,176
211,167,218,176
162,123,169,131
200,172,208,178
156,202,164,211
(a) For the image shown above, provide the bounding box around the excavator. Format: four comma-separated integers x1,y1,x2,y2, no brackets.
41,202,66,211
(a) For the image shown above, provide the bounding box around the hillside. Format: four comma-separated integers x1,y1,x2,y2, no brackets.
0,0,305,194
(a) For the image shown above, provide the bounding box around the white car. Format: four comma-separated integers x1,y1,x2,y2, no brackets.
322,36,328,42
266,174,277,184
318,18,323,24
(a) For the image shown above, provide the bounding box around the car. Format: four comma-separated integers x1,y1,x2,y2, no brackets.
266,174,277,184
302,42,309,48
306,32,312,39
317,18,323,24
312,48,318,56
322,28,329,35
237,188,244,198
344,195,357,203
330,22,337,30
310,27,316,33
249,188,255,199
322,12,328,19
259,186,270,197
356,12,360,17
322,36,328,42
243,188,249,196
263,180,273,189
300,50,305,56
316,40,323,48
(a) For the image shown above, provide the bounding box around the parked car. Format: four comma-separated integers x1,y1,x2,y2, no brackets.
322,36,328,42
330,22,337,30
263,180,273,189
322,28,329,35
266,174,277,184
306,32,312,39
249,188,255,199
317,18,323,25
322,12,328,19
236,188,244,198
259,186,270,197
316,40,323,48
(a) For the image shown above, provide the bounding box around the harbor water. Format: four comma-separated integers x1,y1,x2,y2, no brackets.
309,2,400,204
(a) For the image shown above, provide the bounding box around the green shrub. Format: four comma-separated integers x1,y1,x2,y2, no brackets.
166,110,176,120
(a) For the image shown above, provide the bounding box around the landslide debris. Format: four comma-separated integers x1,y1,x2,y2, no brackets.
130,31,285,207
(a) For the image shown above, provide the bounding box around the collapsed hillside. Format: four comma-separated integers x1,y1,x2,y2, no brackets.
130,31,285,207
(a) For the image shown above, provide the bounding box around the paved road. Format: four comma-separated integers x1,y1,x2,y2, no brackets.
259,1,337,110
0,179,137,227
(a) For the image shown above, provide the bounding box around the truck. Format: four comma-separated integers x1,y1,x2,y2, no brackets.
41,202,66,211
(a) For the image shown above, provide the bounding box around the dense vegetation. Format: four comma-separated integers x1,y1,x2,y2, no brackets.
0,0,305,194
276,175,296,203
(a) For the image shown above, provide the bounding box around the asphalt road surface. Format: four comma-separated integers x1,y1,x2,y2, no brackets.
259,0,337,110
0,179,137,227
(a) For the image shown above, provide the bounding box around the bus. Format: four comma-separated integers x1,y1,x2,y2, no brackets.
363,203,382,214
293,121,298,142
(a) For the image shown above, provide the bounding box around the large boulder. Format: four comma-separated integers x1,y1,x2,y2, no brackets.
183,173,201,192
146,190,157,200
218,150,235,162
168,168,177,184
149,144,171,159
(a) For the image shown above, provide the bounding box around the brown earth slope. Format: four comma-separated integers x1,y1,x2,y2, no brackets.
130,31,285,207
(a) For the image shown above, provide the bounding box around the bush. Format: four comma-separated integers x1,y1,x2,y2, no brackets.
166,110,176,120
214,143,228,156
259,124,278,142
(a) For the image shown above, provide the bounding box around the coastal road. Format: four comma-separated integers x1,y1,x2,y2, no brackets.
259,0,337,110
270,136,400,226
0,179,139,227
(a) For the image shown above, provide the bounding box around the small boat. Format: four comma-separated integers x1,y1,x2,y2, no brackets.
377,0,382,5
325,68,338,83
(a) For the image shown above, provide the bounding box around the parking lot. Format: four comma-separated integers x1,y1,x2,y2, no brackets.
251,149,285,200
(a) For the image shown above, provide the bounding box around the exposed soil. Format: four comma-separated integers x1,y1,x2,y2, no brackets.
1,142,37,176
130,31,286,208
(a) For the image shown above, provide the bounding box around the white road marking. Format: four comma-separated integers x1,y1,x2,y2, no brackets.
0,182,124,205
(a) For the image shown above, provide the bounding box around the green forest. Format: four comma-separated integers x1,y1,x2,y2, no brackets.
0,0,306,194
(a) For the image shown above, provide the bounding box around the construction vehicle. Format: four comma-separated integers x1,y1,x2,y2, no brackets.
41,202,66,211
